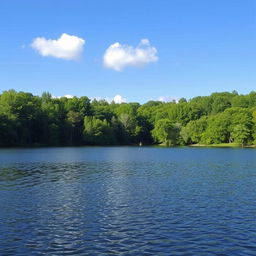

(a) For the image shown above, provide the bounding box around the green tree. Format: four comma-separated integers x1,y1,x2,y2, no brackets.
67,111,83,145
152,119,180,146
84,116,115,145
231,124,250,146
181,116,208,144
201,114,229,144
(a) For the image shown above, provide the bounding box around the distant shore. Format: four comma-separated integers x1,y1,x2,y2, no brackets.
0,144,256,149
188,143,256,148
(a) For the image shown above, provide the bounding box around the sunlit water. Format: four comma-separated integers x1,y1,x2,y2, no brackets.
0,147,256,255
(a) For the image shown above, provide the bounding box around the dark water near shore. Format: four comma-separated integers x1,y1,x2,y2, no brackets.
0,147,256,255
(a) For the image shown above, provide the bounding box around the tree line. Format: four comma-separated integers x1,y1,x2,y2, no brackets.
0,89,256,147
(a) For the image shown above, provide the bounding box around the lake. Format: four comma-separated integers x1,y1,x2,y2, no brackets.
0,147,256,255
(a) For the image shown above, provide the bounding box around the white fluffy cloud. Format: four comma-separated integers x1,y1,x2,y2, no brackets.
158,96,178,103
63,94,74,99
103,39,158,71
52,94,74,99
91,95,127,104
113,95,127,103
31,33,85,60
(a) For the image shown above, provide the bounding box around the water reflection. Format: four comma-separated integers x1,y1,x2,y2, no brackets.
0,147,256,255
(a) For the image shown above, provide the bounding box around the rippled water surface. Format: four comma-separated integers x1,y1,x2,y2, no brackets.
1,147,256,255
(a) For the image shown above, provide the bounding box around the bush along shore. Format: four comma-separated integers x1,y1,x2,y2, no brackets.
1,90,256,147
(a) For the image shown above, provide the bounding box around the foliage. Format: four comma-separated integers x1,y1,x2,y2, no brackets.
152,119,181,146
0,89,256,146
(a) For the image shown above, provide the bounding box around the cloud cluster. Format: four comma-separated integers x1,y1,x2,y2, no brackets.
113,94,127,103
31,34,158,72
91,95,127,104
158,96,178,103
52,94,74,99
31,33,85,60
103,39,158,71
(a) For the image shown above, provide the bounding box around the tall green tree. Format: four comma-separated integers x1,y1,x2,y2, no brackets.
152,119,181,146
84,116,115,145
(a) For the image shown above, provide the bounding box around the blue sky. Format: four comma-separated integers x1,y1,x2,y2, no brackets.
0,0,255,103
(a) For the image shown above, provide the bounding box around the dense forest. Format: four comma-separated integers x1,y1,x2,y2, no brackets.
0,89,256,147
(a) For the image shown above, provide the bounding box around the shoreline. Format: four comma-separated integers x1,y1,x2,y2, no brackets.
188,143,256,148
0,143,256,149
